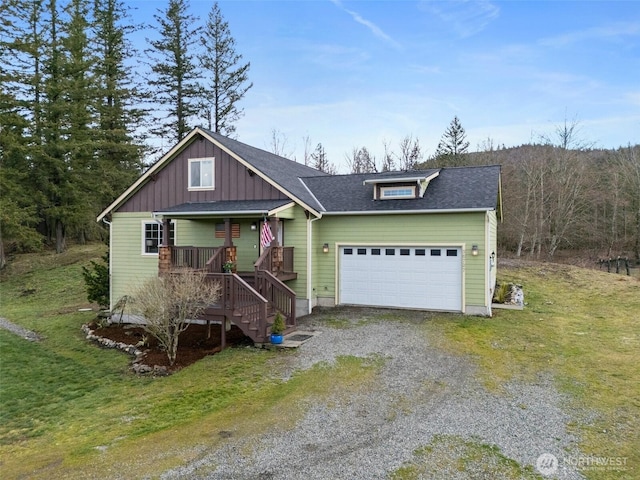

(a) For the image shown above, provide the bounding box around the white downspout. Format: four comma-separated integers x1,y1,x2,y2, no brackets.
486,211,492,317
102,217,113,312
307,214,322,315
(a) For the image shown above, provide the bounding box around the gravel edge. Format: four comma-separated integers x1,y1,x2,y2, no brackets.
0,317,42,342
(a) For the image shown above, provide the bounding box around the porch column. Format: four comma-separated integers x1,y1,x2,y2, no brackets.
161,218,173,246
158,217,172,275
223,217,236,270
224,218,233,247
269,217,279,247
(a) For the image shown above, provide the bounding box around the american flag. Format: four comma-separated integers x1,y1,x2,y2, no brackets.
261,221,275,248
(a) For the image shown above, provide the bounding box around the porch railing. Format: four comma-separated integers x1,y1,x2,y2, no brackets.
255,269,297,329
171,246,221,270
254,246,295,274
204,273,269,341
204,247,226,273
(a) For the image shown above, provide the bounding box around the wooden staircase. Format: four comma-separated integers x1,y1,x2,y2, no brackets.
195,248,296,346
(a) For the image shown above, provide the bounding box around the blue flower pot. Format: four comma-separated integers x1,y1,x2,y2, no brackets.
271,333,284,345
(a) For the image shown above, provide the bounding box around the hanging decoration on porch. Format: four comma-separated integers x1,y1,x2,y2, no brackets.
261,220,275,248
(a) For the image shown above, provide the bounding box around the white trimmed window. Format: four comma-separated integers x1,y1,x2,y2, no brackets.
380,186,415,199
188,157,215,190
142,221,175,254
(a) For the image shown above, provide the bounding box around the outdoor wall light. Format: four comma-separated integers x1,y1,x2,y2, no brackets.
490,251,496,266
471,245,479,256
323,243,330,253
250,222,257,231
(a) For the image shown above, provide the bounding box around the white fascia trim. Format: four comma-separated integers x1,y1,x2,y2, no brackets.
155,209,274,217
97,129,202,222
198,129,324,218
155,201,297,218
362,172,439,185
298,178,326,212
323,207,493,216
269,202,297,216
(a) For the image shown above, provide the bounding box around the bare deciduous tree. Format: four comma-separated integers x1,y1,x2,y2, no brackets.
346,146,377,173
131,270,221,365
268,128,294,159
396,135,423,170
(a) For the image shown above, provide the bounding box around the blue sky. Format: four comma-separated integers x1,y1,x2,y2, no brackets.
131,0,640,171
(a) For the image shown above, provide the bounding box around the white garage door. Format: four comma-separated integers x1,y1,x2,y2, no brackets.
339,246,462,311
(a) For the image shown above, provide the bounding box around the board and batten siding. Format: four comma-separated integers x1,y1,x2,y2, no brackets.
117,137,287,213
312,212,489,311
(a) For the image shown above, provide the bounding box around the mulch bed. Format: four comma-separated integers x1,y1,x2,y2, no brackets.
88,321,254,372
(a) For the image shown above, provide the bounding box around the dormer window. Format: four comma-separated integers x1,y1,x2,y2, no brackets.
380,186,416,199
188,157,215,190
363,170,440,200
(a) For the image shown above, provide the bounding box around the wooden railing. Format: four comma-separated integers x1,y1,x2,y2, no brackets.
254,246,295,274
171,246,220,270
204,273,269,342
255,269,296,329
204,247,225,273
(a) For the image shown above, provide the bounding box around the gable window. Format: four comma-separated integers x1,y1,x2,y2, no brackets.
143,221,175,254
188,157,214,190
380,186,415,199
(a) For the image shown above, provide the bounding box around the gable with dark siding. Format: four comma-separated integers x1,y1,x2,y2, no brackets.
117,135,289,213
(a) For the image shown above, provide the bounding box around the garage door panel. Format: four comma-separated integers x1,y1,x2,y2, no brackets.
339,246,462,311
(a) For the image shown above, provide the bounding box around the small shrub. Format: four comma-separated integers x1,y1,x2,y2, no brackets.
82,251,109,308
493,282,510,304
271,312,285,335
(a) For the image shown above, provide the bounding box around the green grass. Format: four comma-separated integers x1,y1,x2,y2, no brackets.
0,245,382,479
1,247,638,479
390,435,544,480
425,262,639,480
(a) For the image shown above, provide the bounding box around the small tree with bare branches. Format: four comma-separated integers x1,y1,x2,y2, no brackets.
131,270,221,365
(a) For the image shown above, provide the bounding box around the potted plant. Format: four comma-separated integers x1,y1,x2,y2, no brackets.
223,260,235,273
270,312,285,345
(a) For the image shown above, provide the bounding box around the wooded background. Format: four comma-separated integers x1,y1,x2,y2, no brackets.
1,0,638,268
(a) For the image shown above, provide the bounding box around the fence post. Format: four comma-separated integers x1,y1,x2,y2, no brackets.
625,258,631,276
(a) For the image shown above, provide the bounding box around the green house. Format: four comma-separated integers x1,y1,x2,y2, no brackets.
98,127,502,343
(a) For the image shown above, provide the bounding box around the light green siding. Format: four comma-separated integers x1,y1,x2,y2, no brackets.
278,206,309,298
311,212,489,310
111,210,493,314
111,212,162,307
110,211,311,308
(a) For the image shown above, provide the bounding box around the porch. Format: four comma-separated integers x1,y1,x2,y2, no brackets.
158,245,297,347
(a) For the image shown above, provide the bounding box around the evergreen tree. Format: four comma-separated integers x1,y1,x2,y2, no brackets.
93,0,145,207
198,1,252,136
146,0,201,144
435,116,470,164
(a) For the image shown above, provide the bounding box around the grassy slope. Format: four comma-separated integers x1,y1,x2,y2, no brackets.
1,247,638,479
426,261,639,480
0,245,381,479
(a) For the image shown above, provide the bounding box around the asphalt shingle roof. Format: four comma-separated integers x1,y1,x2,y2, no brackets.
300,165,501,213
202,129,328,212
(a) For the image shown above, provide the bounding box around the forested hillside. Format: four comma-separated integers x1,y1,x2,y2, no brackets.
425,142,640,262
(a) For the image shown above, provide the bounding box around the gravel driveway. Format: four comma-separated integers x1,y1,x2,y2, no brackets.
161,308,585,480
